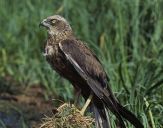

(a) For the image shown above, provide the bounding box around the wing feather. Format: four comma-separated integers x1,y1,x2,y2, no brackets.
59,39,108,98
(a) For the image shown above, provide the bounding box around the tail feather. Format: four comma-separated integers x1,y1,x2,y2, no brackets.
103,95,126,128
92,101,127,128
92,103,110,128
102,88,144,128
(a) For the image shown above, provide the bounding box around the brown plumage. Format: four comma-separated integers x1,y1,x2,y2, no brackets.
39,15,143,128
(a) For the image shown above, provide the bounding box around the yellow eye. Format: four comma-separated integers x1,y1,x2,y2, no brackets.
51,19,56,24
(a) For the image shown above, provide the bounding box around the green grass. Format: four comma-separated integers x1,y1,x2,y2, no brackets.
0,0,163,127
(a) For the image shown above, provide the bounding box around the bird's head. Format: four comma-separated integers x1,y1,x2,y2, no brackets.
39,15,72,36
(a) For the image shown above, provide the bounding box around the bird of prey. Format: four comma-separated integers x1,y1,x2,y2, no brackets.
39,15,143,128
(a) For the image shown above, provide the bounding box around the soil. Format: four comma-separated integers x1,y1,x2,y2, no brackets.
0,83,55,128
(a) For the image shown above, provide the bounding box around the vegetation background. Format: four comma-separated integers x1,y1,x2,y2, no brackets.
0,0,163,127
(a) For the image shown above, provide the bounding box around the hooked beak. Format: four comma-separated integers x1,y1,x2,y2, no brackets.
39,19,50,28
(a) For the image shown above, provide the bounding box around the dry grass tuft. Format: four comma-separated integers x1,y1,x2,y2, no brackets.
39,103,94,128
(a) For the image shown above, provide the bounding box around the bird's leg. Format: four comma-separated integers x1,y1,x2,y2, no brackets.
80,93,93,115
74,89,81,106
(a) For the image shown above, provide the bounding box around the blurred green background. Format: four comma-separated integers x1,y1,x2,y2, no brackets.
0,0,163,127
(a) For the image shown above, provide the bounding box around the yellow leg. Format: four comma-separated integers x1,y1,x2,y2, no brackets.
80,94,93,115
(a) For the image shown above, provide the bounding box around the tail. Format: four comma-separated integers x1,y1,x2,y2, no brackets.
92,101,126,128
102,88,144,128
92,103,110,128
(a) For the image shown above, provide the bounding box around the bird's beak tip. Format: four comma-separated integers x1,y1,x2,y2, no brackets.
39,19,49,28
39,20,45,28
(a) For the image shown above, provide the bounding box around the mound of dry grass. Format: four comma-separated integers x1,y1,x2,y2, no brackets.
39,103,94,128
